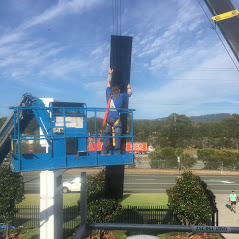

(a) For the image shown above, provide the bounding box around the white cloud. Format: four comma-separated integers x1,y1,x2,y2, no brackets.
18,0,100,31
131,43,239,119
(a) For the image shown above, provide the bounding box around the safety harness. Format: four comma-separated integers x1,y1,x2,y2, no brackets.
89,94,120,150
105,95,120,146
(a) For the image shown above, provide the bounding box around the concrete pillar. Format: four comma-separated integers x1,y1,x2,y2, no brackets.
40,170,63,239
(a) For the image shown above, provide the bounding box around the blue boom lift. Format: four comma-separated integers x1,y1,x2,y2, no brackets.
0,93,134,172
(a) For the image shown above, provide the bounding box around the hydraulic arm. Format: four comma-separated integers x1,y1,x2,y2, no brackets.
0,93,35,164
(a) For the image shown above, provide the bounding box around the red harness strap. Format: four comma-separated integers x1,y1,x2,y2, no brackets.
103,97,112,129
89,97,111,149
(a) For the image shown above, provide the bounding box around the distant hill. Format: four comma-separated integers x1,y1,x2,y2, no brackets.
190,113,232,123
157,113,232,123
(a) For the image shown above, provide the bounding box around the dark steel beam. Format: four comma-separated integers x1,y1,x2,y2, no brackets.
204,0,239,62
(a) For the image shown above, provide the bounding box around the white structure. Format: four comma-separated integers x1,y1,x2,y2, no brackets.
39,98,54,153
39,98,63,239
40,170,63,239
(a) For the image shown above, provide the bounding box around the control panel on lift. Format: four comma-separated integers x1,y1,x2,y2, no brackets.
50,102,88,156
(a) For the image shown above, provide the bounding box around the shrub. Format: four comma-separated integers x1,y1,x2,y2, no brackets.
87,169,106,202
167,171,216,236
197,149,238,169
0,166,24,239
87,198,123,223
78,170,123,238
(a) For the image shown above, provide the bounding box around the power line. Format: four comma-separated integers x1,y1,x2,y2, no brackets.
120,0,121,35
116,0,118,34
112,0,114,34
131,66,239,71
197,0,239,72
61,75,239,81
138,78,239,81
111,0,121,35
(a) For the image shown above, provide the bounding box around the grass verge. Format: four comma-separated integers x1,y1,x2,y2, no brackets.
18,193,80,206
121,193,168,206
19,193,167,207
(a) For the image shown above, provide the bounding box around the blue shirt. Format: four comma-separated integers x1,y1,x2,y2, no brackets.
106,87,129,119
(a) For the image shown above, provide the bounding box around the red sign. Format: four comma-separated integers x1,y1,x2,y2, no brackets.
126,143,147,152
88,142,147,152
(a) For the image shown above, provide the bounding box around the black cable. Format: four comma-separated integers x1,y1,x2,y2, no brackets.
197,0,239,72
131,65,238,71
120,0,121,35
112,0,114,34
116,0,118,35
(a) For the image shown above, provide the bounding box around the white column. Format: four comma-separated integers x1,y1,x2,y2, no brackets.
40,170,63,239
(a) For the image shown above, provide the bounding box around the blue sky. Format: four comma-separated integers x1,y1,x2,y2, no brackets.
1,0,239,119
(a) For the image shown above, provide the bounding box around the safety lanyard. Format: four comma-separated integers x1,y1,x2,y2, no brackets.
89,97,112,149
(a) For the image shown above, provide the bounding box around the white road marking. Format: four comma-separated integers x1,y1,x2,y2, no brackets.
135,179,156,181
206,180,235,184
220,181,234,184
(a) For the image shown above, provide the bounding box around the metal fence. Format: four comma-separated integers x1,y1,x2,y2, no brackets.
116,206,218,226
11,205,80,235
116,206,179,224
9,205,217,229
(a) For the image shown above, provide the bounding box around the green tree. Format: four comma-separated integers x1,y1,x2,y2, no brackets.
181,153,197,169
166,114,193,148
87,117,103,134
0,117,7,129
167,171,216,239
197,149,219,169
22,117,39,135
149,147,178,169
175,148,183,157
0,166,24,239
198,149,238,170
159,147,177,168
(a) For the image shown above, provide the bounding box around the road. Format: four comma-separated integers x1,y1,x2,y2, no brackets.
23,174,239,194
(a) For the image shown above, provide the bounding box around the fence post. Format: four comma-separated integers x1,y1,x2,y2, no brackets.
212,211,215,226
73,172,87,239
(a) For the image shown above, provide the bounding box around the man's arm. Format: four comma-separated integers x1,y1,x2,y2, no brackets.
107,67,113,87
127,83,132,97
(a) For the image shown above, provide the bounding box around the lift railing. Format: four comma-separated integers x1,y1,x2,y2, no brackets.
10,106,134,151
9,104,135,171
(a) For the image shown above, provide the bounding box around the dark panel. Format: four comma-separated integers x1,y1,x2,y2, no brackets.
105,165,125,199
110,35,133,148
66,138,78,154
110,35,132,94
204,0,239,62
105,35,133,199
51,102,85,108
